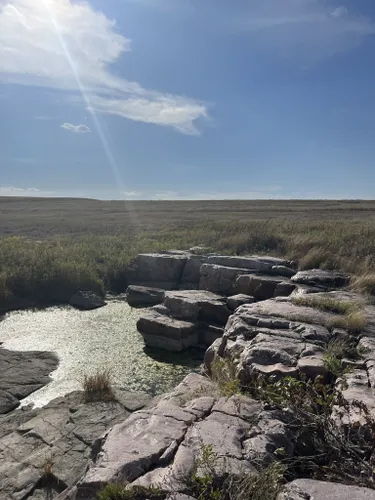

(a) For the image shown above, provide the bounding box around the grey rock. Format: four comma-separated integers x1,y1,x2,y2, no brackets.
128,253,189,289
207,255,293,272
180,255,208,287
164,290,230,325
0,388,150,500
227,294,255,311
0,348,58,413
278,479,375,500
200,264,255,295
235,274,285,299
137,309,199,351
271,265,296,278
0,390,19,414
69,291,106,310
274,282,297,297
291,269,350,289
126,285,165,307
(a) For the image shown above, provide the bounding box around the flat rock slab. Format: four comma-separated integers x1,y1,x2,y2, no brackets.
207,255,293,272
235,274,287,300
128,253,189,290
291,269,350,288
199,264,257,295
164,290,230,325
278,479,375,499
126,285,165,307
0,389,151,500
0,348,58,413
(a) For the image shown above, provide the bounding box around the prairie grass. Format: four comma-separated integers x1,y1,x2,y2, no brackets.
82,368,115,403
3,199,375,307
291,296,356,315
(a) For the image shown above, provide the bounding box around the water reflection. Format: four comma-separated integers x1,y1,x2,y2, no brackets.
0,299,202,407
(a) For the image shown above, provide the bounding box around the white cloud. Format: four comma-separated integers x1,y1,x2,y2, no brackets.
235,1,375,60
0,186,52,196
0,0,208,134
123,190,142,198
61,122,91,133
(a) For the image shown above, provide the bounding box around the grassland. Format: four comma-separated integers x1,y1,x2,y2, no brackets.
2,197,375,310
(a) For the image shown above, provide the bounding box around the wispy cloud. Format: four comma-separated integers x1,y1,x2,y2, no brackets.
0,0,208,134
61,122,91,133
234,0,375,60
0,186,53,196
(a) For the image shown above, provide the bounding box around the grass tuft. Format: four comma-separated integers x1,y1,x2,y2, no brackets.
327,309,367,334
82,368,115,403
351,273,375,296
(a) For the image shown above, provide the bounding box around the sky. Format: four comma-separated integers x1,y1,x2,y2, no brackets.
0,0,375,200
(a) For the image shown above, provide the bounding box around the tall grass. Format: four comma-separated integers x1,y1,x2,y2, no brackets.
3,218,375,308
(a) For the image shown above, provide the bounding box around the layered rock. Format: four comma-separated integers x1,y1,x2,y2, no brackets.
126,285,165,308
137,291,230,351
69,291,106,310
278,479,375,500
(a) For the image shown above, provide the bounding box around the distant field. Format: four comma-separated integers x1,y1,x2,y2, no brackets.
2,197,375,308
2,197,375,237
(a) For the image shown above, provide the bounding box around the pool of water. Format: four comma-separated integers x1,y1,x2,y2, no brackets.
0,298,202,407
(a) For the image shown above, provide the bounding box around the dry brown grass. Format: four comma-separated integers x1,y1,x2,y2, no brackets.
327,309,367,333
82,368,115,402
351,273,375,296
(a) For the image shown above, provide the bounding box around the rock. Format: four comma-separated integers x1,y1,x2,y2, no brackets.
274,282,297,297
207,255,294,272
271,265,296,278
128,253,189,290
164,290,231,325
75,374,291,499
227,294,255,311
291,269,350,289
0,389,151,500
0,390,19,414
180,255,208,288
204,299,333,382
278,478,375,500
189,246,212,255
126,285,165,307
200,324,224,346
200,264,256,295
137,309,199,351
69,291,106,310
235,275,285,300
0,348,58,413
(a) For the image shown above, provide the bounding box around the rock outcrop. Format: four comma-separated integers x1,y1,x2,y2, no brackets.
0,349,58,413
137,290,230,351
71,373,293,500
0,389,151,500
278,479,375,500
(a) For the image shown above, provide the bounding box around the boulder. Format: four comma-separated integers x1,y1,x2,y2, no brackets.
271,265,296,278
278,479,375,500
126,285,165,308
291,269,350,289
127,253,189,289
227,294,255,311
137,309,199,351
235,274,286,300
200,264,256,295
69,291,105,310
274,282,297,297
164,290,231,325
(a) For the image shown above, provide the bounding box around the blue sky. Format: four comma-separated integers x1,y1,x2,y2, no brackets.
0,0,375,200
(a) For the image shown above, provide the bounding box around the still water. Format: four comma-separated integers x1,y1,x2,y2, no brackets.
0,298,202,407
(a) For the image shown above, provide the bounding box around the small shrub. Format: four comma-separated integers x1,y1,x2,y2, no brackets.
228,462,285,500
210,358,241,397
98,484,163,500
82,368,115,402
43,452,54,480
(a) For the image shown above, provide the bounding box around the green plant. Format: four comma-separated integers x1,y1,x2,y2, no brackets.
98,484,163,500
227,462,285,500
82,368,115,403
209,358,241,397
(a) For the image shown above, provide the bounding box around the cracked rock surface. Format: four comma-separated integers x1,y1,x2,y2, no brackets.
0,389,151,499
